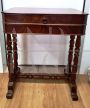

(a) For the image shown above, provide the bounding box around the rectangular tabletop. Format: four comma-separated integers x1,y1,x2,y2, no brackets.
3,7,86,14
2,8,88,35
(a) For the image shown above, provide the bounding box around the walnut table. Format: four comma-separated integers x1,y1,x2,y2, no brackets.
2,7,88,100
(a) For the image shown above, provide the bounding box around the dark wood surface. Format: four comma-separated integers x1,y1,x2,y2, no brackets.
2,8,87,34
2,8,88,100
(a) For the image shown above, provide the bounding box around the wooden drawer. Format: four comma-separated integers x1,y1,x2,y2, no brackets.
4,13,87,25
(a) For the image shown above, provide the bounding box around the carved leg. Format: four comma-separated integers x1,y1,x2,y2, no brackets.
70,35,81,101
66,35,75,77
12,34,20,77
6,34,15,99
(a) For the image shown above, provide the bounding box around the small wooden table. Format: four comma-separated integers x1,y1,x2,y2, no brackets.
2,7,88,100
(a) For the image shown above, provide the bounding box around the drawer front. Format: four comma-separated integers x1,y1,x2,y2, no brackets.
4,13,87,25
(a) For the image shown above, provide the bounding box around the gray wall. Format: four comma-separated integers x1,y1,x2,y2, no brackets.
0,1,7,72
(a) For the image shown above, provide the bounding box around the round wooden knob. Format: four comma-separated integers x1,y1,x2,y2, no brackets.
42,17,48,24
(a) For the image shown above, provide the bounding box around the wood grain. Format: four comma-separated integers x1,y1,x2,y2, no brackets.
0,73,90,108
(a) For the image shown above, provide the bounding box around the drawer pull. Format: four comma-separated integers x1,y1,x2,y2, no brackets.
42,18,48,24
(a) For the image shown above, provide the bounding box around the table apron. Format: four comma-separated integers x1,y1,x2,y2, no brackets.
4,24,86,35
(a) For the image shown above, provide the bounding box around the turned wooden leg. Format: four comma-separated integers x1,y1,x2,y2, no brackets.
6,34,15,99
12,34,20,77
70,35,81,101
66,35,75,77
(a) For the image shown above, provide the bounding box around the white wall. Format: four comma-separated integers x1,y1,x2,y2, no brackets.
0,45,3,72
80,8,90,74
0,1,4,72
17,35,69,65
3,0,84,10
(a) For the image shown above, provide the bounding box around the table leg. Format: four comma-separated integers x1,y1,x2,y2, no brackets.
70,35,81,101
67,35,75,77
6,34,15,99
12,34,20,76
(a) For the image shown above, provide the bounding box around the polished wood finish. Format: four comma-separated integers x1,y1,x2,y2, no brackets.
2,7,88,100
70,36,81,100
0,74,90,108
2,8,87,34
6,34,20,99
18,73,68,80
12,34,18,70
6,34,14,99
4,24,86,34
68,35,75,75
4,14,87,24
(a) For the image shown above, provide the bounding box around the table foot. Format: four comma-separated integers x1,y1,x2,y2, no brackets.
70,84,78,101
6,81,14,99
71,92,78,101
6,90,13,99
6,67,20,99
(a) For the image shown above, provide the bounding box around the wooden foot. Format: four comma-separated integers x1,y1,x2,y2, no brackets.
6,90,13,99
70,83,78,101
71,93,78,101
6,67,20,99
6,81,14,99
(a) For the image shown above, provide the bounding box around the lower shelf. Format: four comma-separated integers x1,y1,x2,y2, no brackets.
17,65,68,80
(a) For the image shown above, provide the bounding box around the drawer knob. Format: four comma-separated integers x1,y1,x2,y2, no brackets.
42,18,48,24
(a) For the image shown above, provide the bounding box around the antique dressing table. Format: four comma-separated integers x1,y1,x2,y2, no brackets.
2,7,88,100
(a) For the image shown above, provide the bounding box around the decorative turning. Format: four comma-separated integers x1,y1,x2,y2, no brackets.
70,35,81,100
68,35,75,76
6,34,13,79
72,36,81,80
12,34,18,72
6,34,14,99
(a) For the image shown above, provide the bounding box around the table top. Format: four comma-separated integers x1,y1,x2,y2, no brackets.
3,7,87,15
